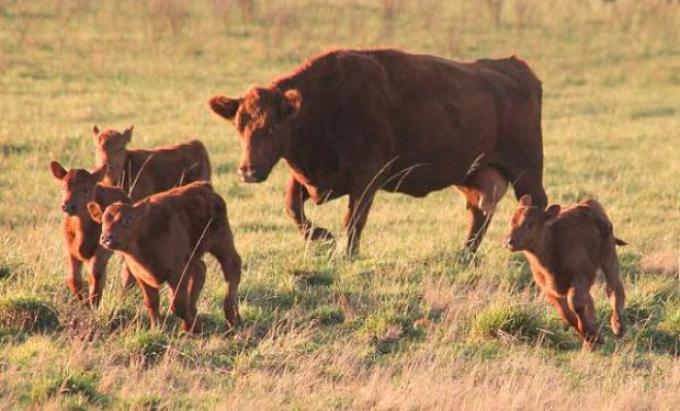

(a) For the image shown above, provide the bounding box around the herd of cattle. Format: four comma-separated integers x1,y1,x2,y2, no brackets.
49,48,627,350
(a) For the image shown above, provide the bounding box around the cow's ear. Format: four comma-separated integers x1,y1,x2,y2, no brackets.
87,202,103,224
50,161,68,180
281,89,302,118
545,204,561,220
209,96,240,121
519,194,532,207
122,126,133,144
91,165,108,182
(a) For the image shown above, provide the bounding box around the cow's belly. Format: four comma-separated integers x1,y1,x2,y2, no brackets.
380,157,467,197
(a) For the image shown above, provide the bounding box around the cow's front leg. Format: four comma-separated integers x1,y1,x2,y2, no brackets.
344,182,377,257
285,176,333,242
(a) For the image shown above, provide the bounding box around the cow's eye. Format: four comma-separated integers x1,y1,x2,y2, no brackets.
121,216,131,227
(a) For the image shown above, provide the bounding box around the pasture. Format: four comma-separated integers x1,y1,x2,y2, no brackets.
0,0,679,409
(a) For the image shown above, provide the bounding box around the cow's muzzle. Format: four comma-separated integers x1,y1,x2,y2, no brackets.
238,166,266,183
61,203,76,215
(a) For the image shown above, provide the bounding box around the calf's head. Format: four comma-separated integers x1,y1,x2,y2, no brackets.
92,125,133,185
50,161,106,217
504,195,561,252
87,201,145,251
209,87,301,183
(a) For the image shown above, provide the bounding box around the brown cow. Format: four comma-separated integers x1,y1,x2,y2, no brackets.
50,162,133,306
209,48,546,256
91,125,211,200
87,181,242,332
504,195,627,350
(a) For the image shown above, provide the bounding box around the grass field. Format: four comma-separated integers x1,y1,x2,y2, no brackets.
1,0,679,409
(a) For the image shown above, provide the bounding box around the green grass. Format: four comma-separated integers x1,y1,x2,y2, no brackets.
1,0,679,409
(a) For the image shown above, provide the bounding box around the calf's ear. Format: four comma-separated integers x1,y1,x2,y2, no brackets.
209,96,240,121
545,204,561,219
50,161,68,180
519,194,532,207
280,89,302,118
87,202,104,224
91,125,100,142
122,126,133,144
91,165,108,182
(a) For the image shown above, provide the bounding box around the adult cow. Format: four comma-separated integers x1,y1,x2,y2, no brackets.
209,48,547,255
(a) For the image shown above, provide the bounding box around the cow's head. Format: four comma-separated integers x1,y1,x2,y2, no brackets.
209,87,302,183
88,201,145,251
92,125,133,185
504,194,561,252
50,161,106,217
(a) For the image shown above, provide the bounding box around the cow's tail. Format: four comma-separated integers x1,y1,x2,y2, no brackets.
614,238,628,246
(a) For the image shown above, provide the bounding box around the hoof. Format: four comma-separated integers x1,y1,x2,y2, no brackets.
304,227,335,243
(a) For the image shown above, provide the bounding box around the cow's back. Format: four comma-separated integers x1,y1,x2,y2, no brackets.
272,49,543,195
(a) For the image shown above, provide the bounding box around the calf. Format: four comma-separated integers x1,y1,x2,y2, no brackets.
91,125,211,200
87,181,242,332
50,161,133,306
504,195,627,350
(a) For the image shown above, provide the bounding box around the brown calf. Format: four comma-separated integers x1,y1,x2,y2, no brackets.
50,162,133,306
504,195,627,350
87,181,242,332
91,125,211,200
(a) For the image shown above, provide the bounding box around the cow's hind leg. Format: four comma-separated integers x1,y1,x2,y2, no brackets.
457,166,508,254
602,248,626,337
208,229,242,328
285,176,333,243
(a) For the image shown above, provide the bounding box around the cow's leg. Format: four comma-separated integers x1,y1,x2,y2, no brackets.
457,166,509,253
120,264,137,294
209,231,242,328
567,282,602,350
66,255,85,302
511,172,548,209
546,293,579,331
344,181,378,257
86,248,111,307
285,176,333,242
136,279,160,328
602,249,626,337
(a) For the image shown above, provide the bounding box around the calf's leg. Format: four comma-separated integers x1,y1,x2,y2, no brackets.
546,294,579,330
136,279,160,328
567,283,603,350
66,255,85,302
285,176,333,242
602,250,626,337
120,264,137,294
86,248,111,307
209,231,242,328
168,272,195,333
186,260,207,332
